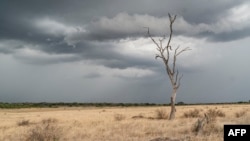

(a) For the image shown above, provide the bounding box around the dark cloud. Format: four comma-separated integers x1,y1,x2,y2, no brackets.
0,0,101,23
172,0,246,24
0,0,249,104
208,28,250,42
1,0,249,43
13,52,81,65
83,72,102,79
195,26,250,42
78,42,159,69
1,0,249,44
1,0,249,71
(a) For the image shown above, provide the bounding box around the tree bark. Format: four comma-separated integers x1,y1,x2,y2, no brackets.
169,88,177,120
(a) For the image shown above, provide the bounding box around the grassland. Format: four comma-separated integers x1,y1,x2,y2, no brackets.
0,104,250,141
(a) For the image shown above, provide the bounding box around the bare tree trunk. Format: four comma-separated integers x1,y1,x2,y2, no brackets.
169,88,177,120
147,13,190,120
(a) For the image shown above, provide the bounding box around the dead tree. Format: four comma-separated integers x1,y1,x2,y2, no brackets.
146,14,190,120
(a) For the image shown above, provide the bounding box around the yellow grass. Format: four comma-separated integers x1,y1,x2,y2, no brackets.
0,104,250,141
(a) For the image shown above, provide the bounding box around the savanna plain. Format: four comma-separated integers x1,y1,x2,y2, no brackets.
0,104,250,141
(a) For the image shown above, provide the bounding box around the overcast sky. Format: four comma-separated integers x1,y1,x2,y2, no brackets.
1,0,250,103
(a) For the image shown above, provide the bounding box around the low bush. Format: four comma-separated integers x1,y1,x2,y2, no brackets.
114,114,126,121
235,111,247,118
192,114,223,136
25,118,61,141
182,109,201,118
206,109,225,121
17,120,30,126
155,108,168,119
131,113,145,119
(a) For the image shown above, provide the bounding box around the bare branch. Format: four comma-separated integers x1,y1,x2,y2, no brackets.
150,36,160,49
144,27,161,49
176,47,191,56
156,47,161,51
155,54,162,59
165,13,176,50
168,13,177,23
174,46,180,54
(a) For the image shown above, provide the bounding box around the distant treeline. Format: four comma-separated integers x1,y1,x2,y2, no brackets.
0,102,166,109
0,101,249,109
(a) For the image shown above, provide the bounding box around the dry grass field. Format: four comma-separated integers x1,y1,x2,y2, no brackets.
0,104,250,141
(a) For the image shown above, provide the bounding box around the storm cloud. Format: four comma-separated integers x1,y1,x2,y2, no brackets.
0,0,250,103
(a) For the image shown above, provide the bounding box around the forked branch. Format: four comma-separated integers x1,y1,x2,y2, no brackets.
165,14,176,51
147,13,191,120
146,13,190,89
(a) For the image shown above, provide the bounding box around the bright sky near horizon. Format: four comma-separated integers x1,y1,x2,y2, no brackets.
0,0,250,103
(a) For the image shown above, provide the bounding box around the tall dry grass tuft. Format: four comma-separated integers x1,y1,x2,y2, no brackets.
25,118,61,141
192,110,224,136
17,120,30,126
113,114,126,121
182,109,201,118
206,109,225,121
155,108,168,119
235,110,247,118
236,114,250,124
202,121,223,135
